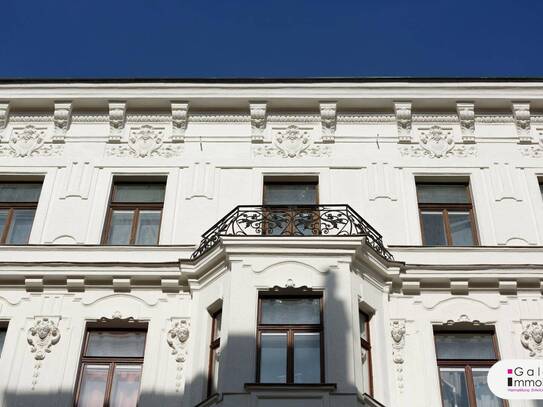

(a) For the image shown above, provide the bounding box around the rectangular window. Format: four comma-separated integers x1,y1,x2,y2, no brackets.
207,310,222,396
0,323,7,357
103,181,165,245
417,183,478,246
0,182,42,244
75,327,147,407
359,311,373,396
435,331,504,407
257,295,323,384
263,180,318,236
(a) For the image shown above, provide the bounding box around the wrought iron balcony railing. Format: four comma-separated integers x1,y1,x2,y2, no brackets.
190,205,393,261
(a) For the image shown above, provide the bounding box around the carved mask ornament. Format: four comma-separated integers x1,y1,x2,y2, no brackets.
521,321,543,357
274,125,310,158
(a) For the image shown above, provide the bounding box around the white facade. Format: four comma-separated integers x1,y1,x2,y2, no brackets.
0,79,541,407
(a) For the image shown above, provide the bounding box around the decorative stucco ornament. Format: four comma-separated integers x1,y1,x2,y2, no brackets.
167,319,190,392
253,125,331,158
27,317,61,389
9,125,46,157
128,125,164,157
419,126,455,158
521,321,543,357
391,320,406,392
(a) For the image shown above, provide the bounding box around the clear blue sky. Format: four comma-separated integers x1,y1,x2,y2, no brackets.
2,0,541,78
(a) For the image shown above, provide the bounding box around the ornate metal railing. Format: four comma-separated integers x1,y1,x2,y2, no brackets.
190,205,393,261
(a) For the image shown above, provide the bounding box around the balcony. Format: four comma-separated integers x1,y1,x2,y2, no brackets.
190,205,393,261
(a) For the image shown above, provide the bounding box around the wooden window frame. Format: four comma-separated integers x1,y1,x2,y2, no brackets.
0,181,42,244
256,291,324,384
207,309,222,397
101,181,165,245
417,182,479,246
73,322,148,407
434,330,506,407
359,311,373,396
262,180,319,236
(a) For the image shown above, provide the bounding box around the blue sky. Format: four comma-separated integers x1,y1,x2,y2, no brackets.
1,0,541,78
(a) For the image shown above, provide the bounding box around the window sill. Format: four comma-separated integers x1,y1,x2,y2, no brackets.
244,383,337,392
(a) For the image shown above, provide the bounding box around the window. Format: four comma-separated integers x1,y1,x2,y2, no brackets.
435,331,504,407
75,326,147,407
0,182,42,244
0,323,7,357
263,180,318,236
103,181,165,245
417,183,478,246
257,293,323,384
207,310,222,396
359,311,373,396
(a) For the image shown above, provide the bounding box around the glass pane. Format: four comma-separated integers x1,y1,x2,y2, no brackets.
110,365,142,407
439,367,470,407
449,212,475,246
359,312,369,341
135,210,161,245
261,298,320,325
0,209,8,238
294,332,321,383
435,333,496,360
107,210,134,245
213,312,222,340
417,184,469,204
540,183,543,201
113,183,165,203
6,209,35,244
0,329,6,356
77,364,109,407
421,211,447,246
86,331,146,357
362,346,371,395
264,183,317,205
260,332,287,383
0,183,41,202
473,368,502,407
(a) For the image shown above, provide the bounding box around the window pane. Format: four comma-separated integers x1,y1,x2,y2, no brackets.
439,368,470,407
421,211,447,245
540,183,543,201
77,364,109,407
264,183,317,205
113,184,165,203
86,332,146,357
261,298,320,325
260,332,287,383
449,212,475,246
0,209,8,238
417,184,469,204
293,332,321,383
362,346,371,395
107,210,134,244
0,329,6,356
135,210,161,245
0,183,41,202
110,365,142,407
6,209,35,244
359,312,369,341
473,368,502,407
213,312,222,340
435,333,496,360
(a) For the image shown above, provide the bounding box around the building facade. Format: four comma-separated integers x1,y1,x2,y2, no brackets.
0,79,541,407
